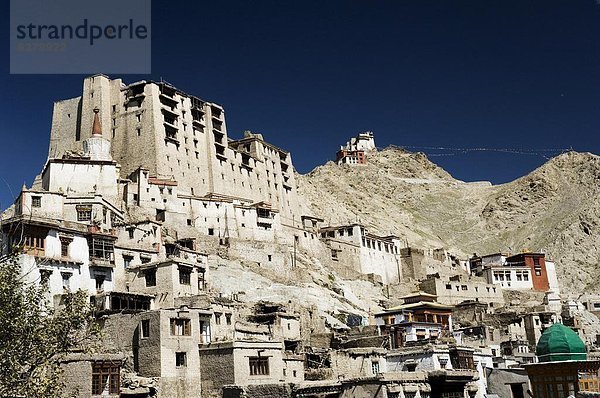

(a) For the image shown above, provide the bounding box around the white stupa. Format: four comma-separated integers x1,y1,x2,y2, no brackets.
83,108,112,161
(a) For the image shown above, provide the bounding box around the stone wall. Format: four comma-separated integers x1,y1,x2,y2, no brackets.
60,360,92,398
485,368,530,398
419,276,505,306
222,384,293,398
199,346,236,398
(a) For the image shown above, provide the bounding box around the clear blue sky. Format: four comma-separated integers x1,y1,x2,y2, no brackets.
1,1,600,209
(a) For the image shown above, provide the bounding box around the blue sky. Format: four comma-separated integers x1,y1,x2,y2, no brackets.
1,1,600,208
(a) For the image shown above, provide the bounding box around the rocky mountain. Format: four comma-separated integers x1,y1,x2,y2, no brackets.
297,147,600,295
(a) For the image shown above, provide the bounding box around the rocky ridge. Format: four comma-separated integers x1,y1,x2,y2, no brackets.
297,148,600,295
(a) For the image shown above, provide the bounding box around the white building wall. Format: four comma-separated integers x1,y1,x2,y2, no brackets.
44,162,119,200
486,267,533,290
18,191,64,220
386,349,452,372
545,260,560,295
473,350,494,398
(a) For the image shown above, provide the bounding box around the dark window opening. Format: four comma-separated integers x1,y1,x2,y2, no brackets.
198,270,206,290
77,205,92,222
249,356,269,376
179,268,191,285
170,318,191,336
123,255,133,268
144,269,156,287
141,319,150,338
88,237,114,263
175,352,187,367
60,237,72,257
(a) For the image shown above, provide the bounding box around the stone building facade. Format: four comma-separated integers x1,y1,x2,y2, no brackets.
418,274,505,307
48,74,300,223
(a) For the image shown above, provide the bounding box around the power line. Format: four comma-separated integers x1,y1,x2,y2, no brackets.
397,145,572,159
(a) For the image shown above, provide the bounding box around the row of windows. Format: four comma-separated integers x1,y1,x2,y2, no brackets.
142,267,205,288
172,352,270,377
43,270,108,292
319,230,398,253
22,234,113,262
123,254,151,268
40,269,73,290
362,238,398,253
165,314,231,338
445,283,497,293
493,270,531,282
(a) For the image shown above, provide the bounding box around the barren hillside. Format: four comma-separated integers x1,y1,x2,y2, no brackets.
297,147,600,295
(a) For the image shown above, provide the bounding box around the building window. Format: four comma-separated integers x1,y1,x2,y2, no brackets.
249,356,269,376
61,272,71,290
170,318,191,336
198,270,206,290
88,237,114,262
23,234,45,250
123,255,133,268
372,361,380,375
208,228,214,236
200,320,211,344
225,313,232,325
95,275,105,291
331,249,338,261
140,256,151,264
31,196,41,208
179,268,191,285
40,269,52,287
175,352,187,367
76,205,92,222
59,237,72,257
144,269,156,287
92,362,120,395
534,266,542,276
215,312,221,325
140,319,150,338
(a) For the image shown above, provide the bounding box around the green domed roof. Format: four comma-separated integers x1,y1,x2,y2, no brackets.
536,323,587,362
